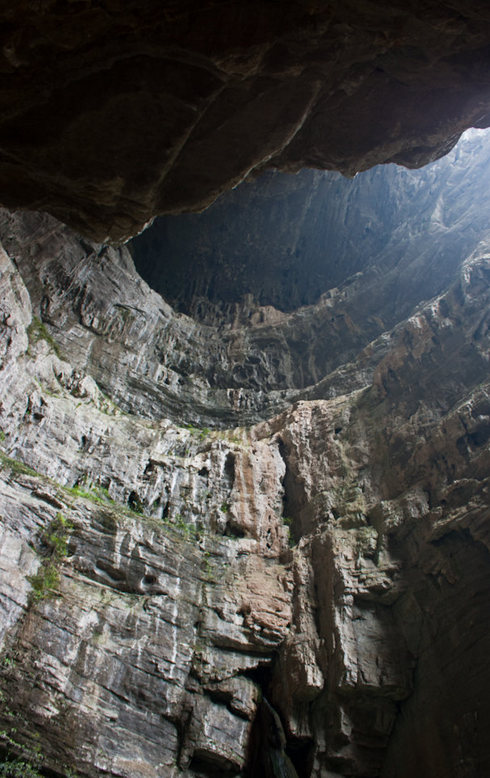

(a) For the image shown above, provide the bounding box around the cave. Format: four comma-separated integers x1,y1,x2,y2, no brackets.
1,3,490,778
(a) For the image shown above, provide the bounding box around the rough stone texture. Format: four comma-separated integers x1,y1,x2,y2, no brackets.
2,143,490,777
2,131,490,433
131,129,490,316
3,2,490,239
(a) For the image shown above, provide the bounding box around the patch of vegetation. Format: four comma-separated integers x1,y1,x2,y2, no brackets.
66,480,148,524
96,486,114,503
27,564,60,604
0,431,5,443
160,514,202,542
185,424,211,441
68,483,115,507
282,517,297,547
0,650,45,772
43,513,73,557
26,317,63,360
0,758,43,778
0,452,38,478
287,527,296,548
176,519,191,538
27,513,73,603
68,485,103,503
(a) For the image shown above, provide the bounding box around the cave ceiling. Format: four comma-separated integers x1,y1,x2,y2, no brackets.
3,1,490,241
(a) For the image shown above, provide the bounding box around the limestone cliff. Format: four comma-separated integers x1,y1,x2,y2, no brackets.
1,129,490,777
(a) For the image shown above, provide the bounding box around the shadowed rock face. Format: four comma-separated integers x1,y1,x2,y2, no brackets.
2,128,490,777
131,129,490,317
2,1,490,240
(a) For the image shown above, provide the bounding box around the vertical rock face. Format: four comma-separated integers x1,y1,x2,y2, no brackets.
2,131,490,778
131,129,490,317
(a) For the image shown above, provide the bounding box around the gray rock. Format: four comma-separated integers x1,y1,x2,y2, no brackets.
2,147,490,776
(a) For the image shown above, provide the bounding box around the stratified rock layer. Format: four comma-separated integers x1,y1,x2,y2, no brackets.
3,1,490,239
1,175,490,776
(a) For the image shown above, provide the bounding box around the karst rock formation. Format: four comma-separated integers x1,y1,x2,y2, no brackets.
2,3,490,778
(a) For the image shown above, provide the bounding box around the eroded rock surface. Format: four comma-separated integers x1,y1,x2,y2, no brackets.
4,130,490,430
2,2,490,239
1,187,490,777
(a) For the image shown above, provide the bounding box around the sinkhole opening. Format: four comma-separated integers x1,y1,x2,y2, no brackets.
130,128,490,325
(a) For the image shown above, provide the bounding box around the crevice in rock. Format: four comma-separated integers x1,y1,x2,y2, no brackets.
224,452,236,485
127,490,143,514
245,697,300,778
188,754,237,778
224,524,245,539
242,664,272,696
285,737,315,778
277,437,305,544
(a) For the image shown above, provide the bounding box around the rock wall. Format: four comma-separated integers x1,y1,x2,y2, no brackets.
131,129,490,316
3,2,490,240
1,144,490,776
